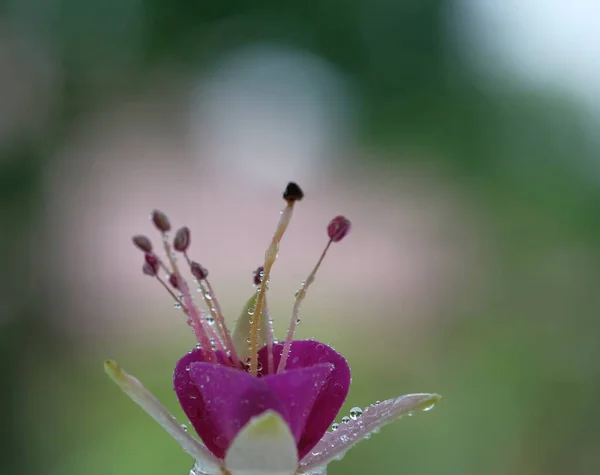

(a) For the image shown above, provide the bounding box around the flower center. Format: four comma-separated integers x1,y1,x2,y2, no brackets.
132,182,351,375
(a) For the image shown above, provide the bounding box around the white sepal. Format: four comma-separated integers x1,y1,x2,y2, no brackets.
104,360,220,470
300,393,441,471
225,410,298,475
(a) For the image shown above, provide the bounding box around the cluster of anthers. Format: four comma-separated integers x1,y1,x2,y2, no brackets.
105,182,440,475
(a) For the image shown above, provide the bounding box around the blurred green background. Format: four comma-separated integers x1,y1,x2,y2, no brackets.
2,1,600,474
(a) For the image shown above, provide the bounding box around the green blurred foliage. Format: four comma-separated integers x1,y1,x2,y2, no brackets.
2,1,600,475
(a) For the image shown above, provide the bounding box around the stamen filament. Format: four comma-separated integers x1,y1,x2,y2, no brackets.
156,275,185,308
162,238,216,363
264,298,275,375
184,253,240,364
249,201,295,375
277,239,332,373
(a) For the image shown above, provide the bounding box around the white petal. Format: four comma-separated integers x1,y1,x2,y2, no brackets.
104,360,220,470
300,393,441,471
225,410,298,475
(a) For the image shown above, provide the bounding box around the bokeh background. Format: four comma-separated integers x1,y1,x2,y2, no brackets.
2,1,600,474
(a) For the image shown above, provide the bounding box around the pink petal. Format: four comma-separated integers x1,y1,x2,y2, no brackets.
174,348,341,461
258,340,351,459
188,362,287,459
300,393,441,470
263,363,334,442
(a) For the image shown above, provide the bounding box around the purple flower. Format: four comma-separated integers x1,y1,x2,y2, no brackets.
105,182,440,475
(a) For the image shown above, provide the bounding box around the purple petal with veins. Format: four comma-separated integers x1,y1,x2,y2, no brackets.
258,340,351,459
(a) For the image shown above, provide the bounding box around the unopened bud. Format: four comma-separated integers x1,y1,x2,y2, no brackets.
169,274,180,289
253,266,264,286
327,216,351,242
152,210,171,232
283,182,304,202
191,261,208,280
173,226,191,252
133,235,153,253
144,253,160,275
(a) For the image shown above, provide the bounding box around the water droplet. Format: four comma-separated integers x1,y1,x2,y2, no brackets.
174,302,182,309
206,316,215,325
181,424,188,432
363,433,371,440
296,318,301,324
375,400,381,405
341,416,350,423
407,412,414,417
349,407,363,420
185,365,190,372
422,403,436,412
196,287,202,293
195,343,201,350
331,423,339,431
247,309,255,316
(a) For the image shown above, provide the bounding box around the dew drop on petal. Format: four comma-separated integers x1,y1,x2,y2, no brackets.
422,402,436,412
341,416,350,424
181,424,188,432
331,423,339,431
349,407,363,420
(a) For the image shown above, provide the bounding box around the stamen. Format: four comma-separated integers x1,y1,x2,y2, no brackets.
277,215,351,373
204,278,239,363
253,266,275,374
186,253,240,366
134,220,220,359
248,182,303,375
264,298,275,375
157,216,216,363
133,235,153,253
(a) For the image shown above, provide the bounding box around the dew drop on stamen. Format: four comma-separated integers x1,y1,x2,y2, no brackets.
349,407,363,420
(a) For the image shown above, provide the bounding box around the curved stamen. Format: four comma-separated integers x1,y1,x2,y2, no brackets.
277,240,331,373
161,233,216,363
248,183,303,375
277,216,351,373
